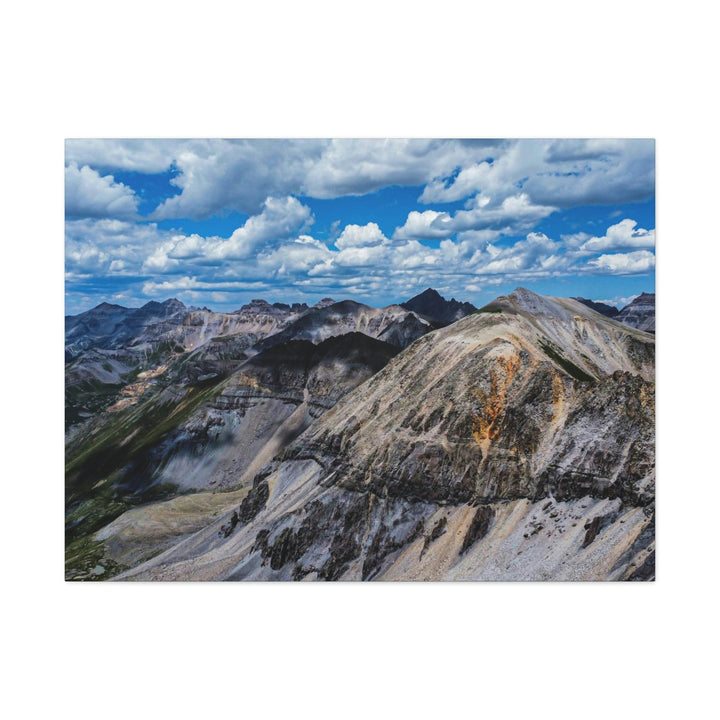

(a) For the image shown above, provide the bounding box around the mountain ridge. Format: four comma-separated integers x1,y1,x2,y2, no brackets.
90,288,655,582
65,286,655,581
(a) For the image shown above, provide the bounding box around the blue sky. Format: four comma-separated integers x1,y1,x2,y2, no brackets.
65,139,655,314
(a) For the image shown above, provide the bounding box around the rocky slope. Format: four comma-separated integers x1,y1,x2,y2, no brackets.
65,313,405,578
112,288,655,582
66,332,401,577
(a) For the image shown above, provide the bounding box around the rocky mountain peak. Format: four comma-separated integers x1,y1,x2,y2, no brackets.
233,299,296,318
313,298,337,309
162,298,186,310
244,299,274,310
401,288,476,326
416,287,443,301
94,301,124,311
272,302,310,313
617,293,655,333
507,287,568,318
137,298,188,319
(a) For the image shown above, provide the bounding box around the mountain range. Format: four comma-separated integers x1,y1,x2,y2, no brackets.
65,287,655,581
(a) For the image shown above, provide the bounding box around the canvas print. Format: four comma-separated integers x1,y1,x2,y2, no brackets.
65,139,655,581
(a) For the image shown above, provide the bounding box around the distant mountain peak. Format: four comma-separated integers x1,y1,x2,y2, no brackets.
313,298,337,309
401,288,476,327
417,287,443,299
572,297,620,318
94,301,124,310
505,287,570,318
617,293,655,333
162,298,186,308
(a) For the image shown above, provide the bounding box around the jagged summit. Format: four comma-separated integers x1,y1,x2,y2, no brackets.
401,287,477,326
163,298,185,309
254,298,430,351
239,299,277,311
272,301,310,313
413,287,443,302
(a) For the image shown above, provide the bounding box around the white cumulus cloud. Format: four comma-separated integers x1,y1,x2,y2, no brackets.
65,163,139,219
334,222,387,249
394,193,556,241
589,250,656,274
575,219,655,254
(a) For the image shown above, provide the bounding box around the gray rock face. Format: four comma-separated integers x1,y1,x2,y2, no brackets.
65,296,431,420
616,293,655,333
111,289,655,582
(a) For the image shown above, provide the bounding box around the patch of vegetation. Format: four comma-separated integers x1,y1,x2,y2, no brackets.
65,379,125,429
65,374,225,572
475,304,504,314
65,375,225,494
66,479,181,544
65,476,184,579
539,340,595,383
65,535,125,581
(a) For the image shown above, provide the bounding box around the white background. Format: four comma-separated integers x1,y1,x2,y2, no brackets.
2,2,717,718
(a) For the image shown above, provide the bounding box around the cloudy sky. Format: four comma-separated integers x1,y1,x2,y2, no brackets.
65,138,655,314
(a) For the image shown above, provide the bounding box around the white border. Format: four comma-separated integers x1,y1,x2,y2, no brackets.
4,3,716,718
